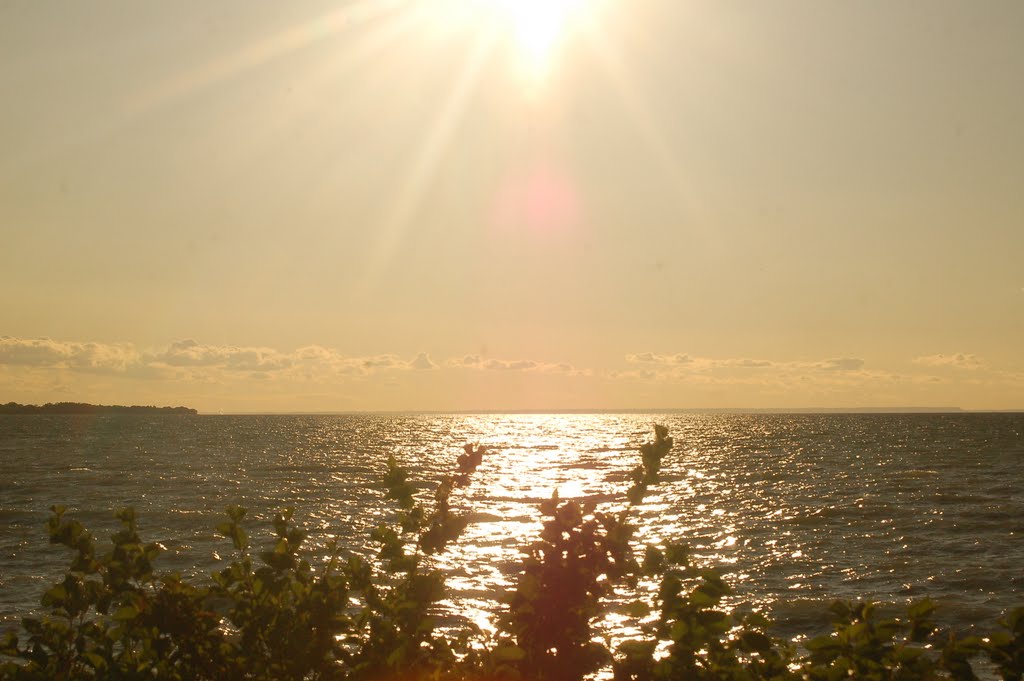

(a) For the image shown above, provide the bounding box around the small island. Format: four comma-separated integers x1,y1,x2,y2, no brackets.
0,401,198,415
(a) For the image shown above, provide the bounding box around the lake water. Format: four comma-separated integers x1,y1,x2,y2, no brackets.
2,412,1022,647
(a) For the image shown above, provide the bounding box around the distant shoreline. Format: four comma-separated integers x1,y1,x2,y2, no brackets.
0,402,198,415
6,405,1022,417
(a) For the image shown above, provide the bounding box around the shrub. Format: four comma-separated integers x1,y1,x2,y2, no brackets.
2,428,1021,680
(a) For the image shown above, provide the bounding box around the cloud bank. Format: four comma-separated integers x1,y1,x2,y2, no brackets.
913,353,985,370
3,336,1016,410
0,336,440,380
0,336,584,382
447,355,585,375
0,336,135,372
624,352,865,374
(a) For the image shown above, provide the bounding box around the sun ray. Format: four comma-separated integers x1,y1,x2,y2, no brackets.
3,0,410,176
251,7,427,194
581,10,708,232
355,21,499,291
127,0,406,118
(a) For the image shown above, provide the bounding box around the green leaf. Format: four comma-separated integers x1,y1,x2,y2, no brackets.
41,584,67,607
664,543,691,565
828,600,852,621
669,620,689,641
989,631,1012,647
494,644,526,662
690,586,720,608
643,546,665,576
618,639,656,658
805,635,840,653
908,597,937,620
83,652,107,670
1,631,19,653
892,646,925,662
744,612,772,629
957,635,984,651
539,490,560,516
740,631,773,653
113,605,139,621
232,527,248,551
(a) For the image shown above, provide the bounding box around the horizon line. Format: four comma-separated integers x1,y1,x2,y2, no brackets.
199,406,1024,416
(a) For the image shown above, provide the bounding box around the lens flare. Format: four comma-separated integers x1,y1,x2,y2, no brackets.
493,159,581,237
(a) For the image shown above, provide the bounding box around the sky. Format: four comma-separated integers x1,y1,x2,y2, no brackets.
1,0,1022,413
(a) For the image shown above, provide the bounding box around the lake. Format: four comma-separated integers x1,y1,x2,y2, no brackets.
2,412,1022,645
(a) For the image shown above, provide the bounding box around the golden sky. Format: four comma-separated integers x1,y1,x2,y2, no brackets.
1,0,1022,412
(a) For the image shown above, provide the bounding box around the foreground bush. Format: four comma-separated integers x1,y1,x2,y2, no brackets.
1,428,1021,680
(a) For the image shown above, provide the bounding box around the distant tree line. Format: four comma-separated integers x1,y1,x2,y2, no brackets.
0,402,197,415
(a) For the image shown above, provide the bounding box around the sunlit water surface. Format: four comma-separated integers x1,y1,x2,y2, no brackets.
2,413,1022,651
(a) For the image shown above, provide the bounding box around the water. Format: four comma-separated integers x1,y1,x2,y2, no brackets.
2,412,1022,646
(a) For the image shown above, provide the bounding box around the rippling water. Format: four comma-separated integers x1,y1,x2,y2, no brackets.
2,413,1022,645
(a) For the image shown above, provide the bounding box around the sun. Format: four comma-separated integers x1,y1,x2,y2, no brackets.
482,0,588,85
491,0,584,62
423,0,592,90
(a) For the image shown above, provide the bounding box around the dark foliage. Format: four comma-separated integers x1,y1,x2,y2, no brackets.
0,402,197,415
2,427,1020,680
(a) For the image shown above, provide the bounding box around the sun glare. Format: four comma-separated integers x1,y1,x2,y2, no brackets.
483,0,587,86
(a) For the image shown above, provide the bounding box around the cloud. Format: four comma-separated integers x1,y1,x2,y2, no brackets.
0,336,443,381
817,358,865,372
150,339,293,372
626,353,773,370
734,359,773,368
153,343,439,377
625,352,862,373
626,352,692,365
0,336,136,372
0,336,609,385
294,345,335,361
446,354,584,375
617,352,877,390
913,353,985,370
706,358,776,370
606,368,658,381
449,354,483,368
485,359,539,371
357,356,404,370
409,352,437,370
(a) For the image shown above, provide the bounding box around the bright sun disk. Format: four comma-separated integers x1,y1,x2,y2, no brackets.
482,0,586,84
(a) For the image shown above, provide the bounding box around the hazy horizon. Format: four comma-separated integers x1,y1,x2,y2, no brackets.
3,0,1022,412
10,400,1022,416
